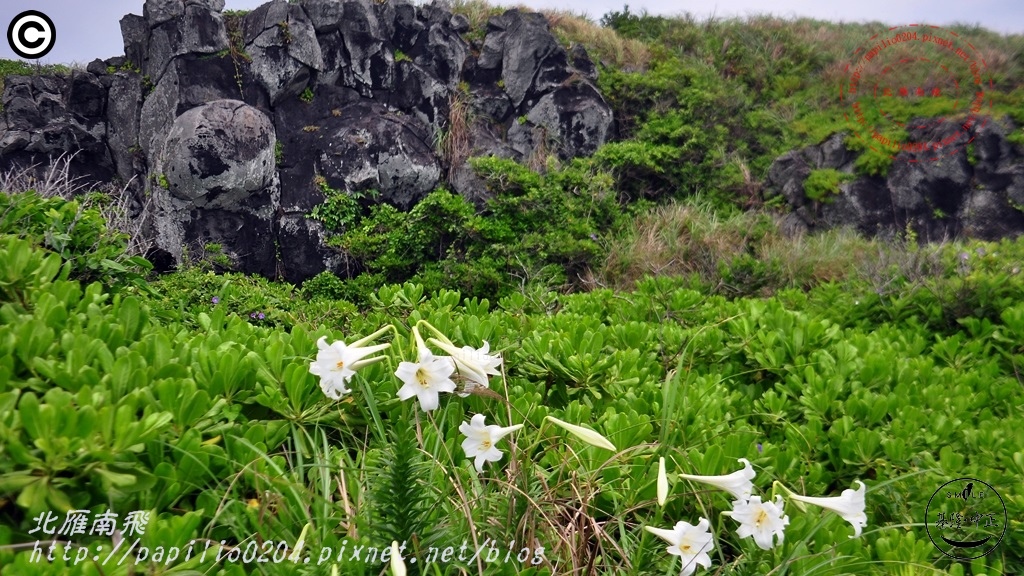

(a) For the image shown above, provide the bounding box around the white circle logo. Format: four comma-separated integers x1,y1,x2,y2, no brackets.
8,11,56,59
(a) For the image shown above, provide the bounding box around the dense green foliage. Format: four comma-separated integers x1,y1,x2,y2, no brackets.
312,158,625,302
0,191,151,291
803,169,854,201
596,4,1024,187
1,187,1022,575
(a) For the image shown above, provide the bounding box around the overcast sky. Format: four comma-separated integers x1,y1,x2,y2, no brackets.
1,0,1022,64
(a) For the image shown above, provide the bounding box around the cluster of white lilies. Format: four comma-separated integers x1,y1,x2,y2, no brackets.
309,322,868,575
649,457,867,575
308,321,602,472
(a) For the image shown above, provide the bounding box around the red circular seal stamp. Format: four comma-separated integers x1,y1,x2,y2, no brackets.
840,25,994,163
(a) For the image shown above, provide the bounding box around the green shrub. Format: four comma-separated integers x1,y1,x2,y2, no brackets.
803,168,854,201
301,270,348,301
309,185,363,232
318,158,624,300
0,191,151,290
844,131,900,177
717,252,784,297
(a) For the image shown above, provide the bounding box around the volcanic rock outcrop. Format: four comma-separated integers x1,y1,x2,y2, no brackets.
0,0,615,282
765,118,1024,241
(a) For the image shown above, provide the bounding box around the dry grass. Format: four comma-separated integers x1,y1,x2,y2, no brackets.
447,0,522,30
440,86,472,180
593,199,957,295
785,18,1024,91
0,153,92,199
542,10,650,71
0,153,152,257
597,201,753,290
446,0,650,71
758,226,876,287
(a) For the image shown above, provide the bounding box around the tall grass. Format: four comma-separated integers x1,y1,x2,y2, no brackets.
593,198,967,297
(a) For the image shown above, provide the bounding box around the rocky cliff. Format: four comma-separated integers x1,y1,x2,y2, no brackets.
764,119,1024,242
2,0,1022,284
0,0,613,281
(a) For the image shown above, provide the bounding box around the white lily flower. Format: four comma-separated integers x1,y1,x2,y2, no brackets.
677,458,755,501
657,457,669,506
644,518,715,576
429,338,502,396
545,416,617,451
788,480,868,538
309,333,390,400
459,414,524,472
390,541,406,576
395,328,456,411
727,495,789,550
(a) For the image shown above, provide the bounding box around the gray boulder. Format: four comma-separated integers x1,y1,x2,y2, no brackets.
520,82,613,159
107,73,146,184
149,100,278,273
0,73,113,183
458,9,613,171
159,99,276,207
144,0,185,27
479,11,563,108
316,0,394,96
120,15,149,71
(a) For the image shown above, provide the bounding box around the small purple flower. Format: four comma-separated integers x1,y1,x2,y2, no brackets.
211,296,219,304
250,312,257,319
258,312,265,320
589,233,598,241
757,443,763,453
958,252,970,262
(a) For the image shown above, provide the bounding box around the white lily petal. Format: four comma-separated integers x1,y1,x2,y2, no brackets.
390,541,406,576
644,525,680,544
394,354,456,412
657,457,669,506
728,495,789,550
645,519,714,576
491,423,524,442
310,333,391,400
789,480,867,538
677,458,755,501
459,414,520,472
429,337,501,396
545,416,617,451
